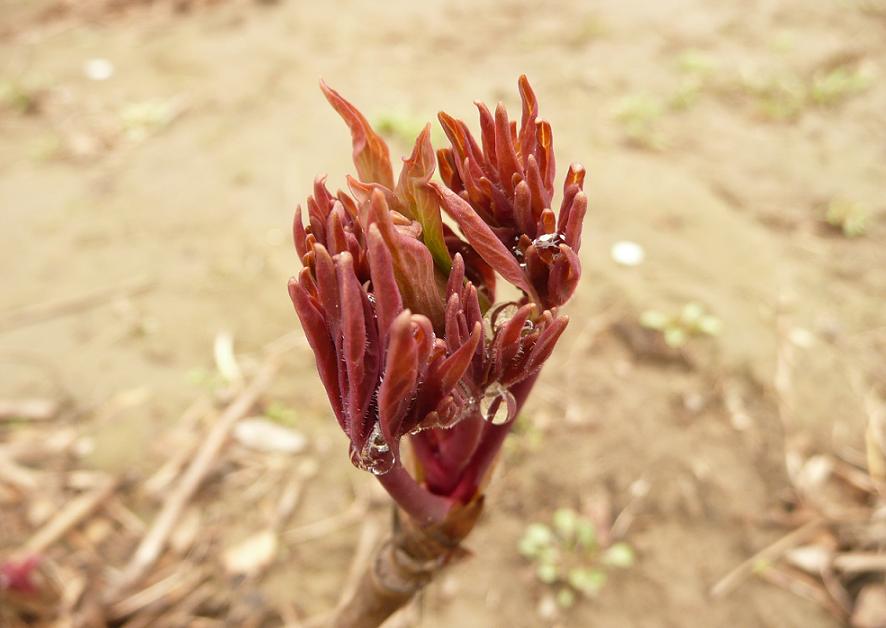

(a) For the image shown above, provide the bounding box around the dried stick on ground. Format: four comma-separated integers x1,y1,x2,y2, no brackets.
25,476,117,553
710,518,824,598
105,353,284,603
0,398,60,422
0,276,153,332
832,552,886,573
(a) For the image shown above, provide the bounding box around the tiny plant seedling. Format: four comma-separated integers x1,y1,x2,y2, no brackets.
519,508,635,609
640,302,722,348
825,199,870,238
810,63,874,106
614,95,666,150
264,401,298,426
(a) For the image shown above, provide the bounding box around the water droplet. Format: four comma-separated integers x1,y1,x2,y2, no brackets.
532,233,564,263
349,425,395,476
610,240,645,267
480,384,516,426
486,303,519,335
533,232,564,250
84,58,114,81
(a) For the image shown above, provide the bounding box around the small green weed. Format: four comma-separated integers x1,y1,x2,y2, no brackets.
519,508,635,608
640,302,722,348
825,199,870,237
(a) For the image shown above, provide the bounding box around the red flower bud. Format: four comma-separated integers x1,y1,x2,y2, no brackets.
289,76,584,522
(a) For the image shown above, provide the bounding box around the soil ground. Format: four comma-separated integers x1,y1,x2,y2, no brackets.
1,0,885,626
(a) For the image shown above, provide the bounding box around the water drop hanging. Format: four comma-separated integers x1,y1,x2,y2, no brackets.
349,425,395,476
480,384,517,426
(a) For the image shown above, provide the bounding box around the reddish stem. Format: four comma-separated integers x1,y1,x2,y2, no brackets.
449,372,539,502
375,464,453,526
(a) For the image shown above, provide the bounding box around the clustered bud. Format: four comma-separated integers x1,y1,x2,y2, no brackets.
289,76,585,521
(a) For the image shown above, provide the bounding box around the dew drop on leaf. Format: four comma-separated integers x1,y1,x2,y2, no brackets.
349,424,395,476
480,383,517,426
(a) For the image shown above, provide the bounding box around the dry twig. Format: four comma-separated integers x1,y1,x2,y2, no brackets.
25,476,117,553
0,276,153,332
105,353,284,602
710,518,824,598
0,398,60,422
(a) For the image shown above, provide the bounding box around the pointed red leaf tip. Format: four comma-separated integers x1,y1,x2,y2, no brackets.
292,205,307,260
378,310,419,452
430,181,538,302
319,79,394,189
396,125,451,272
288,272,342,424
517,74,538,160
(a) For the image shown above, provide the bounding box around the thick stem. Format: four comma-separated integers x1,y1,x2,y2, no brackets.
375,464,453,526
333,500,482,628
450,371,539,502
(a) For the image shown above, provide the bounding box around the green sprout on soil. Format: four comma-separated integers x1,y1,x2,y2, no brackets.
264,400,298,426
669,78,704,112
810,63,874,106
185,367,227,391
519,508,635,608
670,49,719,111
739,72,807,121
640,302,722,348
738,61,874,121
616,52,720,147
0,78,43,115
120,99,179,141
676,50,718,78
825,199,870,237
614,95,666,150
562,14,607,47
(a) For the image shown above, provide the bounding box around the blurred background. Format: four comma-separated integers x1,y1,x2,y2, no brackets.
1,0,884,626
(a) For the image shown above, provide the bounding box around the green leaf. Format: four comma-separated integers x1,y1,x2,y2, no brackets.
519,523,555,558
556,588,576,608
537,562,559,584
697,315,722,336
639,310,668,331
601,542,636,568
568,567,607,596
575,519,597,550
265,401,298,426
680,302,704,325
552,508,578,541
664,326,687,348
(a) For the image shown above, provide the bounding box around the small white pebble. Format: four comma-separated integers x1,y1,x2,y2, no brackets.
537,594,559,619
788,327,815,348
610,240,645,266
630,478,651,498
84,58,114,81
233,418,307,454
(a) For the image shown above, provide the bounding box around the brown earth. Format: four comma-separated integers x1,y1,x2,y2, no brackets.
1,0,885,626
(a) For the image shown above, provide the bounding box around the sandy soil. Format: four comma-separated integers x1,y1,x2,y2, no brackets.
2,0,885,626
